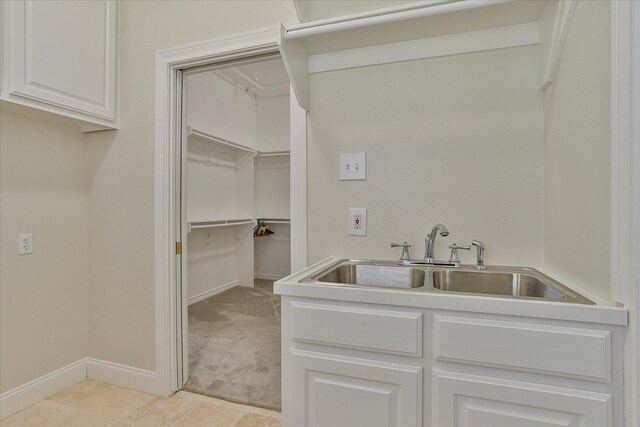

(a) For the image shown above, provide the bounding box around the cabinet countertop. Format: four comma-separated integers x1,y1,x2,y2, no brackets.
275,257,628,326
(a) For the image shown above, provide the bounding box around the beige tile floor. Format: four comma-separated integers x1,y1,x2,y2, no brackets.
1,380,281,427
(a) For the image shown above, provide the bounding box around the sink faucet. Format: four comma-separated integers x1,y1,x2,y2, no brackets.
471,240,486,270
424,224,449,263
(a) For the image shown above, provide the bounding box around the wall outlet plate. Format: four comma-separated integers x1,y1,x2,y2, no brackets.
348,208,367,236
339,153,366,181
19,233,33,255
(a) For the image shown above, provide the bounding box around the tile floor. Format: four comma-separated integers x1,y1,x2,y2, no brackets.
1,380,281,427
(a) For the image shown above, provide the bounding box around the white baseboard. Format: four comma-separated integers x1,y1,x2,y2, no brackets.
0,359,86,420
1,358,158,420
187,281,237,305
86,358,156,395
255,273,286,281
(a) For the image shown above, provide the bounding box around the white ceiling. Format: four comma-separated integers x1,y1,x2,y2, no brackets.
215,58,289,91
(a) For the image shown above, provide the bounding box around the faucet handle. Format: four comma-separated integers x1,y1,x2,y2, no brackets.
448,243,471,265
391,241,411,262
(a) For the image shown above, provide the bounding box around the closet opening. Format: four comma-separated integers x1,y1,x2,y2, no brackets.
179,54,292,411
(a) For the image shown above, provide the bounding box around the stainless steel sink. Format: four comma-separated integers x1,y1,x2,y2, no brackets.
317,263,425,289
431,270,560,298
302,260,594,304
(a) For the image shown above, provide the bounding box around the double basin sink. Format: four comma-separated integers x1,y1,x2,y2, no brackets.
301,260,594,305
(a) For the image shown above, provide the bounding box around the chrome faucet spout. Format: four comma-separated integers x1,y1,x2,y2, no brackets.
471,240,486,270
424,223,449,262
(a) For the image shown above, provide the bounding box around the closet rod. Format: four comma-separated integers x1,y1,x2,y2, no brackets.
188,128,256,154
260,219,291,225
256,151,290,157
189,220,254,230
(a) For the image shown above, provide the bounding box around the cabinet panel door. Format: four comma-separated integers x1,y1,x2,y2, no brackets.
433,370,612,427
286,349,422,427
8,0,116,121
433,315,611,382
290,301,422,357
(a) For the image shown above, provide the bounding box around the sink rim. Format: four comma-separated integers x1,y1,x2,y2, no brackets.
300,259,595,305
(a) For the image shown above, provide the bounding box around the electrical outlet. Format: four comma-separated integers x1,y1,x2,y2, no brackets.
348,208,367,236
18,234,33,255
339,153,366,181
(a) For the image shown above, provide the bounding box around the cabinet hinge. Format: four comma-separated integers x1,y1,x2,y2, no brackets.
176,242,182,255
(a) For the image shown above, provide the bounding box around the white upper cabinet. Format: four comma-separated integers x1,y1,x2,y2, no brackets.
1,0,117,131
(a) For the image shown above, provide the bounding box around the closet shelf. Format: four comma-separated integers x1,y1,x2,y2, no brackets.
188,218,255,232
279,0,547,110
187,127,256,169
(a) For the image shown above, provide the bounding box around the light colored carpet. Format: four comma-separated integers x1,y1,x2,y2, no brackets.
184,279,281,411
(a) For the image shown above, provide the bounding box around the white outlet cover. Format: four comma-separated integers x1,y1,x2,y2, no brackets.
18,233,33,255
348,208,367,236
339,153,366,181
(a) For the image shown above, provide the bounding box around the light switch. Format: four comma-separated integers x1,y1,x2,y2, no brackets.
340,153,366,181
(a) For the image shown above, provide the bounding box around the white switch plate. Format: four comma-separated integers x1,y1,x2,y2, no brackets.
19,233,33,255
339,153,366,181
348,208,367,236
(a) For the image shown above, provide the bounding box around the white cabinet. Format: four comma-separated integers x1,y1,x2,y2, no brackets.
433,370,611,427
278,288,624,427
1,0,117,131
286,349,422,427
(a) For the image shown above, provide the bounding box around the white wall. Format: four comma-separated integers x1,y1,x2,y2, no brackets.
254,224,291,279
74,0,611,379
187,227,242,301
255,94,291,279
187,87,292,293
85,1,298,371
0,108,88,393
542,0,611,298
186,72,256,222
185,70,259,298
187,71,257,149
254,156,290,219
257,95,290,152
255,95,291,219
308,45,544,267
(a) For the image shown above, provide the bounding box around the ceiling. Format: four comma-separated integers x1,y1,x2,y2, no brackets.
212,58,290,98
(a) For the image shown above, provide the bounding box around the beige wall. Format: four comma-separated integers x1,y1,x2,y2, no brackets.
0,108,88,393
85,1,298,371
543,0,611,298
308,46,544,267
1,0,612,388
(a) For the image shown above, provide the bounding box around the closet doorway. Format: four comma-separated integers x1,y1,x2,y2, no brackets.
179,55,294,411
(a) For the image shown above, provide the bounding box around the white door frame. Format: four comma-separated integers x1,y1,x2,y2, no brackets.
154,28,307,396
612,2,640,426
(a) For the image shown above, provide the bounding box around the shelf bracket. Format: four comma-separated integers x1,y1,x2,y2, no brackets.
278,23,310,111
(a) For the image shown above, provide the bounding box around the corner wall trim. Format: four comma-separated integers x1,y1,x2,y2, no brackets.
86,358,156,395
0,359,86,420
187,281,238,305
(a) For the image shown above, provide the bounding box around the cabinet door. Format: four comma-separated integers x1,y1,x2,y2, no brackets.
433,370,612,427
285,349,422,427
5,0,117,125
